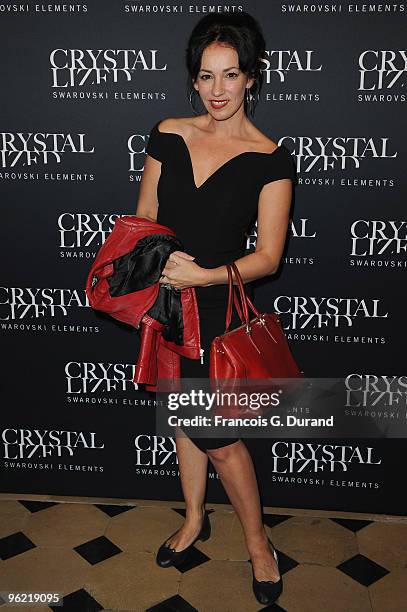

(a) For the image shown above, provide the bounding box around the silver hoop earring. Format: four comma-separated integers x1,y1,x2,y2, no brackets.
189,90,199,116
245,88,259,117
245,88,253,116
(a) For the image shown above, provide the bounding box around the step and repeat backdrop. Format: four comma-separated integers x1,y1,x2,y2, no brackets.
1,1,405,515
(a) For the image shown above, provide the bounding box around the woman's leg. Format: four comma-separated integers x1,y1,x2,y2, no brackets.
206,439,280,582
164,427,209,551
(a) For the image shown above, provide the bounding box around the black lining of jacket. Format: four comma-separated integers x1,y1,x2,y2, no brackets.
107,233,185,345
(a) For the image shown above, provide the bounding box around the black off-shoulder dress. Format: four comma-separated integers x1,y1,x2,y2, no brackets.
146,119,296,452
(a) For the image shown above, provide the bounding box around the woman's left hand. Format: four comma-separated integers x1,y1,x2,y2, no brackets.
159,251,209,289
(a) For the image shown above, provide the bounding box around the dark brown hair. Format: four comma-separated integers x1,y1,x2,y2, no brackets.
185,11,266,116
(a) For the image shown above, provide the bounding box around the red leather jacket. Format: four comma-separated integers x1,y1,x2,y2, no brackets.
85,215,201,391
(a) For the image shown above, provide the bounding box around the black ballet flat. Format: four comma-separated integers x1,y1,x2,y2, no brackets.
156,511,211,568
251,538,283,606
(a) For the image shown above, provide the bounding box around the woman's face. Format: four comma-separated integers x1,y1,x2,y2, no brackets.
193,41,254,119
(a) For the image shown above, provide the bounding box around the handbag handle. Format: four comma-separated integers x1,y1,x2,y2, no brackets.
225,262,263,332
225,265,245,331
230,261,263,321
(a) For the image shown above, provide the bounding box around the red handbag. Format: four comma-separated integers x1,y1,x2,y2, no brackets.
209,262,304,389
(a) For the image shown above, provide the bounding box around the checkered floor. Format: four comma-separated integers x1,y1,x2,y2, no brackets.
0,496,406,611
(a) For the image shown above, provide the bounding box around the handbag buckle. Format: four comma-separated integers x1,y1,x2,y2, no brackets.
245,323,251,333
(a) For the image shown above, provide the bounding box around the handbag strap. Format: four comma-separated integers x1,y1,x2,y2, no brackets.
230,261,263,318
225,264,242,331
225,262,263,331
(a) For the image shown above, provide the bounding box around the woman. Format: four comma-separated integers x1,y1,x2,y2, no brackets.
136,11,295,606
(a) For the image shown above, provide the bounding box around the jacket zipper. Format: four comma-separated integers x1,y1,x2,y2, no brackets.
200,348,204,364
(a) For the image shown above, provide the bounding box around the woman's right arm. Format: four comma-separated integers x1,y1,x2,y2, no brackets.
135,152,161,222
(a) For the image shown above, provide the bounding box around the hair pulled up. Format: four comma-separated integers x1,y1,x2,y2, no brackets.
185,11,266,116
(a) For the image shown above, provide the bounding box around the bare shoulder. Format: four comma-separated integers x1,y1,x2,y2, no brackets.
156,117,180,134
156,116,196,137
157,117,279,153
158,117,209,138
249,124,279,154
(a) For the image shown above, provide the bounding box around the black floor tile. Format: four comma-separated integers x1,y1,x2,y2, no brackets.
330,517,372,532
262,513,292,528
248,549,298,577
258,603,286,611
74,535,122,565
49,588,103,611
146,593,198,611
337,553,389,586
18,500,59,513
273,549,298,576
173,508,215,519
93,503,136,517
0,531,36,560
171,546,211,573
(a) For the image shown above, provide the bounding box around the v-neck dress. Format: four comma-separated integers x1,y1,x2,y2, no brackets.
146,119,296,452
